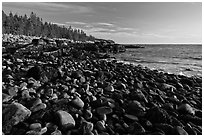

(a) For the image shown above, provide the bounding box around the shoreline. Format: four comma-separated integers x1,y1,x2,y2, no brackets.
2,36,202,135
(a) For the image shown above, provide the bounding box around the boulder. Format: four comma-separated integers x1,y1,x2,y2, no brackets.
71,96,84,109
3,103,31,134
177,103,195,115
56,110,75,130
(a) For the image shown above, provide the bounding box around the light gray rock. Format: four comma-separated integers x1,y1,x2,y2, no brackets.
56,110,75,130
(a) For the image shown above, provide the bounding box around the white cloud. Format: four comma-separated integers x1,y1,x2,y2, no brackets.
66,21,87,25
95,22,114,26
3,2,93,13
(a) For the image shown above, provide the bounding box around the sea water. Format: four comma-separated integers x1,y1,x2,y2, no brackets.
112,44,202,77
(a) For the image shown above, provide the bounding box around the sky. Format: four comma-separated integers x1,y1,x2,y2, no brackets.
2,2,202,44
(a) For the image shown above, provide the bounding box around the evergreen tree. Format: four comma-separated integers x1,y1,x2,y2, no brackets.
2,11,96,41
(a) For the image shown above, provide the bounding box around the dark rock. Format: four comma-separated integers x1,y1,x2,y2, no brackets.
105,85,114,92
184,123,197,135
169,116,184,127
180,114,202,126
71,96,84,109
195,110,202,118
126,100,146,117
114,123,126,134
129,89,148,103
154,123,174,135
139,119,152,131
71,71,81,79
80,120,94,134
172,126,188,135
96,120,106,132
96,106,113,115
177,103,195,115
83,109,93,120
45,122,58,133
128,121,146,134
145,107,170,124
27,65,43,80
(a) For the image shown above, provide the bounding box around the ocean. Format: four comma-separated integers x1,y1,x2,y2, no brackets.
111,44,202,78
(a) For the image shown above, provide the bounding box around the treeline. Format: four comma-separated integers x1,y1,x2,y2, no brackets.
2,11,95,41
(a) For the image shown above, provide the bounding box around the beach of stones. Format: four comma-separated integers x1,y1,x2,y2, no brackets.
2,35,202,135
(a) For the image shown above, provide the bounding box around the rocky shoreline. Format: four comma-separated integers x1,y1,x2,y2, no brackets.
2,36,202,135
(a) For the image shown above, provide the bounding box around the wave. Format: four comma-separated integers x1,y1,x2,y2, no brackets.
127,59,180,65
172,56,202,60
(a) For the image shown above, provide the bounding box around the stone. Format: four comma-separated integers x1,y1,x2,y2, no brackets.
51,130,62,135
154,123,174,135
128,121,146,134
56,110,75,130
2,93,13,103
184,123,197,135
30,103,47,112
26,127,47,135
26,130,41,135
169,116,184,127
81,120,94,134
162,83,176,91
96,106,113,115
145,107,170,124
124,114,139,121
71,71,81,79
45,88,54,97
80,76,86,83
173,126,188,135
27,65,43,80
46,122,58,133
8,86,18,96
129,89,148,103
29,123,42,130
115,123,126,134
3,103,31,134
21,89,31,99
51,93,58,100
177,103,195,115
105,85,114,92
71,96,84,109
32,98,42,107
195,110,202,118
84,109,93,120
126,100,146,117
96,120,106,132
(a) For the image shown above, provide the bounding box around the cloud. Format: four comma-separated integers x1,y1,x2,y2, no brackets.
66,21,87,25
95,22,114,26
141,32,168,38
3,2,93,14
